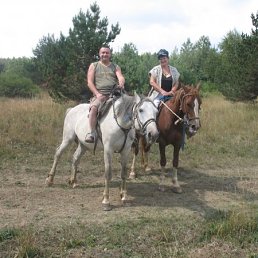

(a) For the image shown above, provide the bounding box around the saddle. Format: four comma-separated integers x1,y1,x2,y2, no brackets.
97,87,123,119
93,88,124,154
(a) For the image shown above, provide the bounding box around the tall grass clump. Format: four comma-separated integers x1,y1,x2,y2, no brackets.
0,228,19,242
0,227,46,258
201,206,258,246
14,229,44,258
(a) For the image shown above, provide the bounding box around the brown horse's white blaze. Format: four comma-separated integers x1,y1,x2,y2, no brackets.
129,84,202,193
185,85,201,138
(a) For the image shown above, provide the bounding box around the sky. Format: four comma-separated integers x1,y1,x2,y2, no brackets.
0,0,257,58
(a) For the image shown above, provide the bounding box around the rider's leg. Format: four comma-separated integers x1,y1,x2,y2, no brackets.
154,98,161,109
85,105,98,143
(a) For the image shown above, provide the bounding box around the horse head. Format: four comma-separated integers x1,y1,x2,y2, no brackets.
180,83,201,138
112,91,159,145
133,92,159,145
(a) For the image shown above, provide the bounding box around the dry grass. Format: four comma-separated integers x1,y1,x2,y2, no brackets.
178,94,258,169
1,92,257,168
0,93,70,147
0,93,257,257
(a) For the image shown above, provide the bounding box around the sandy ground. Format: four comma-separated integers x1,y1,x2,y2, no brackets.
1,162,257,230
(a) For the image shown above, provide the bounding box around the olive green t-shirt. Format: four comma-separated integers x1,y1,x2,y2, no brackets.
93,61,118,95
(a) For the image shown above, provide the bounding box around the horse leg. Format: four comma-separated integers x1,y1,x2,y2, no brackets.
102,149,113,211
171,145,182,193
46,140,72,186
140,136,151,172
142,148,151,172
129,149,137,179
159,142,167,192
129,137,139,179
120,148,131,204
69,143,86,188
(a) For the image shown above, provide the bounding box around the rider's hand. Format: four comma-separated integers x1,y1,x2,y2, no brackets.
162,90,170,96
117,84,124,89
170,91,175,96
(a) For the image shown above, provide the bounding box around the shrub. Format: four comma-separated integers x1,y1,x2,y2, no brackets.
0,73,40,98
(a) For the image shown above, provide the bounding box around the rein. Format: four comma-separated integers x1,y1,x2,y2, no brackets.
161,91,200,124
112,98,132,153
160,100,183,125
113,97,157,153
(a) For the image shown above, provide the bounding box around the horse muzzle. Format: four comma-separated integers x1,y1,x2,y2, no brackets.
186,121,200,138
145,126,159,145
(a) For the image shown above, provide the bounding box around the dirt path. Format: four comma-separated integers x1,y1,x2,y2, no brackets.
1,164,257,230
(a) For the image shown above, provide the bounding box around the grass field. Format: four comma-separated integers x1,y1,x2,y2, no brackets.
0,93,257,257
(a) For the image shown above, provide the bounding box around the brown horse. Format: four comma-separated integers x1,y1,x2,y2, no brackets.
129,84,201,193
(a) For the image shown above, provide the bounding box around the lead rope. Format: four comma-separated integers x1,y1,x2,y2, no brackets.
160,99,186,150
160,100,183,125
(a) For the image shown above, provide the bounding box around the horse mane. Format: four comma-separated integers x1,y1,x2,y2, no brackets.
115,93,135,118
164,85,199,113
174,87,185,104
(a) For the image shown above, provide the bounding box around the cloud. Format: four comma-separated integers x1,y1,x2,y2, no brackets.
0,0,257,58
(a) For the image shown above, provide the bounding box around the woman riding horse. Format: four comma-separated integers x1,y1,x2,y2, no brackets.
130,84,201,194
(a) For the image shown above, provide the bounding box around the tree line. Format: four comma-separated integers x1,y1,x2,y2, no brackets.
0,2,257,102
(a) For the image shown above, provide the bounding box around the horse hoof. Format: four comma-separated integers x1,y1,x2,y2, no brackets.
68,179,77,187
102,203,112,211
72,183,79,188
45,177,53,187
172,186,182,194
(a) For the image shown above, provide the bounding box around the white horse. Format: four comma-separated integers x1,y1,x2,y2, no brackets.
46,92,159,211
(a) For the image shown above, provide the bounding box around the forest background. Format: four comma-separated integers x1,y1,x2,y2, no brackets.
0,2,257,102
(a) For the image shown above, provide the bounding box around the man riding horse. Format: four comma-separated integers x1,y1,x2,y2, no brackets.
85,45,125,143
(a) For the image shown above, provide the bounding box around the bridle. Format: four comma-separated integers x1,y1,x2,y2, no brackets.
112,96,157,153
179,91,201,125
160,89,200,126
133,98,158,135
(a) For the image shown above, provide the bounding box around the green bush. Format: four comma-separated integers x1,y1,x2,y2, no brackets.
0,73,40,98
201,81,220,96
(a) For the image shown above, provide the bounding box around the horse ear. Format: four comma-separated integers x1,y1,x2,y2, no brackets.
196,82,201,90
178,81,184,88
134,91,141,103
182,85,189,92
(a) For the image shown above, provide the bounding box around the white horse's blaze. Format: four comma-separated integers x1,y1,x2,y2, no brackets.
47,93,158,211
